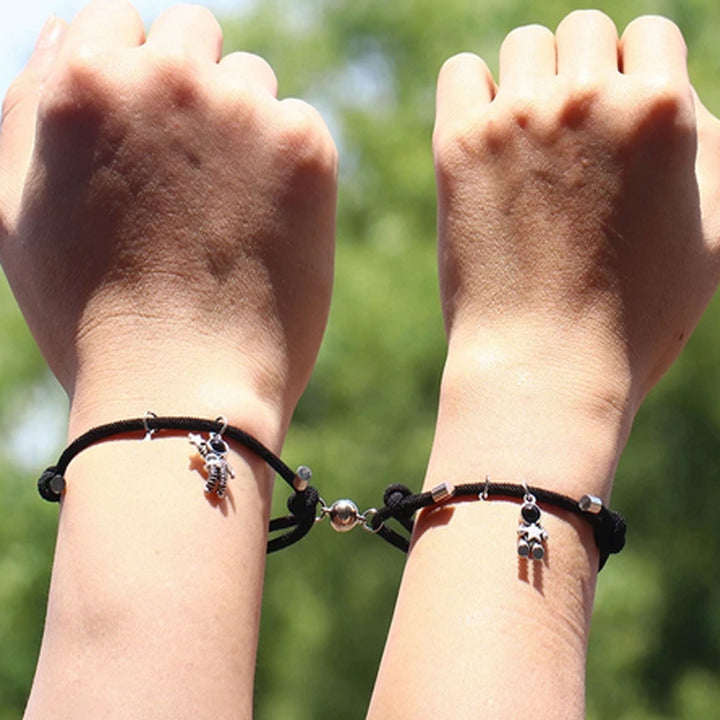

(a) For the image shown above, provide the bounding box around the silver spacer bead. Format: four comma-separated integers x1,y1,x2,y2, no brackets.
431,482,455,503
294,465,312,492
49,474,66,496
579,494,603,514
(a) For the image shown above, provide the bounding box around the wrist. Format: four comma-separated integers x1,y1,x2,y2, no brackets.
67,342,289,453
428,334,635,500
57,293,322,446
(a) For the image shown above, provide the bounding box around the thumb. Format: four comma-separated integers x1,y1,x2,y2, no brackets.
0,15,67,242
693,87,720,251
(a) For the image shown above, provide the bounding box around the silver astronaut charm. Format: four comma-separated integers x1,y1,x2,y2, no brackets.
517,491,548,561
188,431,235,499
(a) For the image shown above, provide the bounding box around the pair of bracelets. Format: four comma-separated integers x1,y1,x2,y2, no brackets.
38,414,626,569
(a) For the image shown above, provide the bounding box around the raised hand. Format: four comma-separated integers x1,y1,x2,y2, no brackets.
0,0,337,441
369,12,720,720
1,4,337,718
434,12,720,442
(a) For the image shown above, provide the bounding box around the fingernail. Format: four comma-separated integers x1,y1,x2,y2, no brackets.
35,15,65,51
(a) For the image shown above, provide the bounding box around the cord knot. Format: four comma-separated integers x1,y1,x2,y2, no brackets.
287,485,320,519
38,467,66,502
595,510,627,570
605,511,627,554
383,484,413,517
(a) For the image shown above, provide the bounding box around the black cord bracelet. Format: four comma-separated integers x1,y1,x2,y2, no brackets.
366,480,626,571
311,479,625,571
37,414,319,554
38,415,626,568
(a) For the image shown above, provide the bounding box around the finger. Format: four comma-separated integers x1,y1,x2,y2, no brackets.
693,89,720,249
60,0,145,55
435,53,495,133
556,10,619,79
0,16,67,240
146,5,223,63
620,16,688,81
498,24,555,92
218,52,278,97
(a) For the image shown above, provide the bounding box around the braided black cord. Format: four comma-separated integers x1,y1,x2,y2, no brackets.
370,481,626,571
46,416,298,488
37,416,319,554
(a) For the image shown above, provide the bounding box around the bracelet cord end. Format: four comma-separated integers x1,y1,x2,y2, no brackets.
38,467,65,502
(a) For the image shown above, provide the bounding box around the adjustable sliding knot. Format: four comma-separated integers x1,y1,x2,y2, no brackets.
287,485,320,518
593,509,627,570
266,485,320,553
383,484,415,520
606,513,627,553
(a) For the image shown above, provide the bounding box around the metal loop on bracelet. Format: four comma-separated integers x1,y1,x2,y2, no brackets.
361,508,383,534
143,410,158,441
479,475,491,501
522,481,537,505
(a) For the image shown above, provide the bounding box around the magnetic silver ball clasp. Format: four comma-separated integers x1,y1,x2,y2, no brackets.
328,499,360,532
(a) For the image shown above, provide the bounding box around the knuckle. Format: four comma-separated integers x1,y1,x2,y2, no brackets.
635,78,694,133
558,78,608,128
39,48,115,119
277,100,337,172
145,49,203,103
433,112,487,172
60,45,111,91
645,78,695,132
435,92,563,174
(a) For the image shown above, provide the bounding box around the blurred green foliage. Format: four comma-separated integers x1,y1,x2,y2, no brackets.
2,0,720,717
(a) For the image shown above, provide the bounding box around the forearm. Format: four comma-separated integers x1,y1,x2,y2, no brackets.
25,374,282,720
369,11,720,713
1,3,335,717
368,342,631,719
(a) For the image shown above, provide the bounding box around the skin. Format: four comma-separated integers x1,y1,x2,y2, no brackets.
367,11,720,720
0,2,336,718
